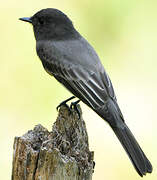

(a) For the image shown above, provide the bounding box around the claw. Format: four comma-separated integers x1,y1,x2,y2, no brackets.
70,100,81,119
56,96,75,111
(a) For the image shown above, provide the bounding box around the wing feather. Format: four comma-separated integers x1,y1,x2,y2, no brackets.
37,38,118,111
42,58,115,110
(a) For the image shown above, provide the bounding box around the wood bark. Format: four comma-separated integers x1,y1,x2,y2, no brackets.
12,105,94,180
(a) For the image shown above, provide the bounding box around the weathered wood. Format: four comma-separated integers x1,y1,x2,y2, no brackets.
12,105,94,180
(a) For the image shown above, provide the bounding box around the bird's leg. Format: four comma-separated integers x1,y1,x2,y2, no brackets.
56,96,75,111
70,100,81,119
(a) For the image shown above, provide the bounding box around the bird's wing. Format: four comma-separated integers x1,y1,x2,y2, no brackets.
54,63,111,109
37,37,120,113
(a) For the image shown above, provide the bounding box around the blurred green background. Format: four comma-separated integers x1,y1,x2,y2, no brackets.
0,0,156,179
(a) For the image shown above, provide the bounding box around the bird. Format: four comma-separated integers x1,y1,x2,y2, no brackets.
19,8,152,176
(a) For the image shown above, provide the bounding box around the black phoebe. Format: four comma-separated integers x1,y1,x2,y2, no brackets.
19,8,152,176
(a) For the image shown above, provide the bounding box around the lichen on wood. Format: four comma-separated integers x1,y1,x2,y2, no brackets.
12,105,94,180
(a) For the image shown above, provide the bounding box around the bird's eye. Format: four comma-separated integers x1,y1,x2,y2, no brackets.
38,18,44,25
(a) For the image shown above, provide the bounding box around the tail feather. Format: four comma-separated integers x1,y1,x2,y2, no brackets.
111,124,152,176
95,98,152,176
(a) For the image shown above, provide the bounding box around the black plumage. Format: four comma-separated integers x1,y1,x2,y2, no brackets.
19,8,152,176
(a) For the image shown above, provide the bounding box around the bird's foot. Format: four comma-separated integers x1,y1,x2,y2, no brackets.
56,96,75,111
70,100,81,119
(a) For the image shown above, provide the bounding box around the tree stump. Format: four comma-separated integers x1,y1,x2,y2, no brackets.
12,105,94,180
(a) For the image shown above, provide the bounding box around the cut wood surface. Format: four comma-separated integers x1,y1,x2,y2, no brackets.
12,105,94,180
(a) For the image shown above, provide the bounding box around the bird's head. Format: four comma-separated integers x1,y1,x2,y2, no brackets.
19,8,78,41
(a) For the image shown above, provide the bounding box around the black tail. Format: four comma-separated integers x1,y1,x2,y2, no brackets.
111,123,152,176
94,98,152,176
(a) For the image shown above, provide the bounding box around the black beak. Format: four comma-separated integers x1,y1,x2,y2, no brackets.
19,17,32,23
